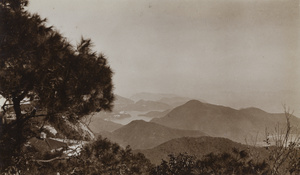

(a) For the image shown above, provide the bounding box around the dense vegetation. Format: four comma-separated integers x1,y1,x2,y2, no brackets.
2,134,299,174
8,136,153,175
0,0,113,172
152,150,270,175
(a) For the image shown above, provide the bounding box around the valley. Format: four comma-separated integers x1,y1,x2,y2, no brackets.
86,92,300,165
3,92,297,173
2,91,299,174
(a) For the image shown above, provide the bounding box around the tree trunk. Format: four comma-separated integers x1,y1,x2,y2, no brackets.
12,97,23,154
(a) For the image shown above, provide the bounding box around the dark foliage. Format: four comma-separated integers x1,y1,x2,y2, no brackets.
5,136,154,175
194,148,270,175
65,137,154,175
151,153,196,175
0,0,114,172
152,148,270,175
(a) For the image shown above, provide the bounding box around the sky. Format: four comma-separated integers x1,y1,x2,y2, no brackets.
24,0,300,115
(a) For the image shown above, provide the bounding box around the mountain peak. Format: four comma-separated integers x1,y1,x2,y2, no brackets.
128,120,148,125
181,100,207,109
130,92,177,102
240,107,268,115
185,100,203,105
152,100,300,143
111,120,206,149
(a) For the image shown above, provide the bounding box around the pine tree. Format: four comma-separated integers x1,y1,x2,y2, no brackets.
0,0,114,172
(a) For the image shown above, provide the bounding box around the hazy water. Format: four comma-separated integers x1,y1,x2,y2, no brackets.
109,111,152,125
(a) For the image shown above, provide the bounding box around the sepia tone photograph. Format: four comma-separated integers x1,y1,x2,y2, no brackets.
0,0,299,174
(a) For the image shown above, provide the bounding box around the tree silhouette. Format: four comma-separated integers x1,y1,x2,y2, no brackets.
0,0,114,171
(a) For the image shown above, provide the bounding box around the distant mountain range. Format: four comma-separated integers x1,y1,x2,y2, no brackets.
120,100,171,112
105,93,198,112
114,94,134,105
88,93,193,128
88,117,123,133
158,96,205,107
129,92,202,108
23,93,299,167
130,92,178,102
139,109,171,118
101,120,207,150
151,100,300,143
89,94,300,158
136,136,268,165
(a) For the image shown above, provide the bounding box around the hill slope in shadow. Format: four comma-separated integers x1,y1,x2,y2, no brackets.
152,100,300,143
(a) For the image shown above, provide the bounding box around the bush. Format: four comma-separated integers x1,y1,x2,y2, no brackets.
152,148,270,175
66,137,153,175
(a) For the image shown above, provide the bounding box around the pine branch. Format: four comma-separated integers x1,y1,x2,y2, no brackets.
35,156,69,163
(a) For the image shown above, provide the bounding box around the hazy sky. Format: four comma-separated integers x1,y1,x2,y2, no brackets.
26,0,299,114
